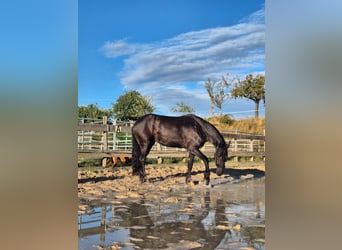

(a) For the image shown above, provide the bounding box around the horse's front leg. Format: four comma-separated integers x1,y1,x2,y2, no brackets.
191,148,210,185
202,157,210,185
186,154,195,183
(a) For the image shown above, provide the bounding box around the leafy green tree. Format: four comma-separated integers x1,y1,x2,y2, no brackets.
231,74,265,119
171,102,195,114
219,114,235,125
205,75,232,115
112,90,155,120
78,104,111,121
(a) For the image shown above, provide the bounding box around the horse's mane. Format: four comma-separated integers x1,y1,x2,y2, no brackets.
185,114,226,147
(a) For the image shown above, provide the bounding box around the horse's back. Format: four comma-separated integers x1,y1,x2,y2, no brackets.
133,114,200,132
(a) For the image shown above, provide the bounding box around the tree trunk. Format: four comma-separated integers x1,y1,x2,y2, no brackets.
210,101,215,116
255,100,260,119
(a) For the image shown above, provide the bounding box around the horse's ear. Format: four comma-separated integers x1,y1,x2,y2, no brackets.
226,140,231,149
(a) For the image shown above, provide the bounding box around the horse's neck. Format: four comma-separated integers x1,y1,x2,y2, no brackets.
213,138,225,149
207,129,225,148
189,114,225,148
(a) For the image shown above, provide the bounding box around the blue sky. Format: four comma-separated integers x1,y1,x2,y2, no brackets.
79,0,265,118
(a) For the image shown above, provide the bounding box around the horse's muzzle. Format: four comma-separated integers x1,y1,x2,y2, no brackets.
216,168,223,176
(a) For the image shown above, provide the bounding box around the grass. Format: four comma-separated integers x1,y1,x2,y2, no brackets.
78,159,102,167
207,116,265,134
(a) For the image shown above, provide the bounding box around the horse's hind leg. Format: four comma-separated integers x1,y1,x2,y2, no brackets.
138,154,147,183
186,153,195,183
139,138,155,183
132,134,142,176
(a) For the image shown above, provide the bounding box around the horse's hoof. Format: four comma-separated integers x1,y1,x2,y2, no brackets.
132,170,140,176
140,176,147,183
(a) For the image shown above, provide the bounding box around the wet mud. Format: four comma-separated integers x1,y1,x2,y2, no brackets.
78,163,265,250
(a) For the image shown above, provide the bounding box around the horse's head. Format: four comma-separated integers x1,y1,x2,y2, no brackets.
215,141,231,176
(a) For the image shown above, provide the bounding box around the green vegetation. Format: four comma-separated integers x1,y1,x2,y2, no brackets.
112,90,155,121
231,74,265,119
78,104,111,121
78,159,102,168
170,102,195,114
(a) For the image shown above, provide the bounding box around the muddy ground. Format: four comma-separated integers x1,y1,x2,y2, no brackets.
78,162,265,250
78,162,265,199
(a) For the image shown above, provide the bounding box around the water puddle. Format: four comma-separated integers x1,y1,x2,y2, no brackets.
78,178,265,250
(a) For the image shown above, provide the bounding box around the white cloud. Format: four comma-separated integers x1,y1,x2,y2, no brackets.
239,7,265,24
142,83,210,116
101,8,265,116
99,39,139,58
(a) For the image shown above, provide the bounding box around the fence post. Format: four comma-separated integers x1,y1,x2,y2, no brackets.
89,131,93,150
125,132,128,151
113,130,117,150
156,143,162,164
81,131,84,150
249,139,254,161
233,138,238,162
249,139,253,152
102,116,108,167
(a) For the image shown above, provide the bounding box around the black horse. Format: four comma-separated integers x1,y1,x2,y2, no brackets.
131,114,230,185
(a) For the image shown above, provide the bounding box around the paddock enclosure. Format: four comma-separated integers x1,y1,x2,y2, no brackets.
78,117,265,166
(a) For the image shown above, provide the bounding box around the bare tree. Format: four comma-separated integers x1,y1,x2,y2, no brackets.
205,78,215,116
205,75,232,115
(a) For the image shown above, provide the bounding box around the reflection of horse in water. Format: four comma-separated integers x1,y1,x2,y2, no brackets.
116,191,230,249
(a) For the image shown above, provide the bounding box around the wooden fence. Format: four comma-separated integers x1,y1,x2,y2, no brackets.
78,117,265,164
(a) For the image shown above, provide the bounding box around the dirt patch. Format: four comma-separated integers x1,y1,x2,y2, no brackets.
78,162,265,202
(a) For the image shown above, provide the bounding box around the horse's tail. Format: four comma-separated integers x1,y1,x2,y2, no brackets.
131,133,141,175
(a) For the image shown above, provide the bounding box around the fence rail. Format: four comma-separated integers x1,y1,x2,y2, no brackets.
78,117,265,162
